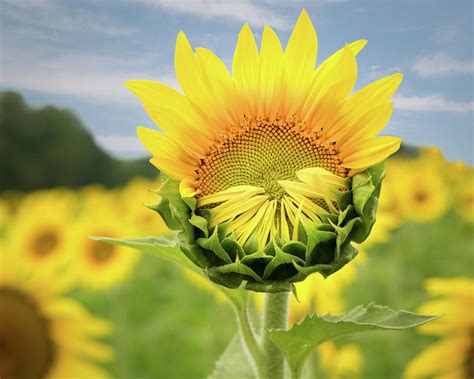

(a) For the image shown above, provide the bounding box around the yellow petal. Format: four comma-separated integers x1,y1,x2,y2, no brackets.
283,9,318,116
150,157,196,181
302,46,357,127
259,24,284,118
125,80,212,139
143,103,209,156
196,47,241,124
179,179,198,198
175,32,228,131
233,23,259,117
336,102,394,149
342,136,402,169
198,185,264,207
136,126,201,166
256,199,277,247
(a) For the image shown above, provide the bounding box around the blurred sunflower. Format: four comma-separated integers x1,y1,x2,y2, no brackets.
0,242,113,379
72,213,139,290
403,277,474,378
318,342,364,379
9,198,73,271
398,161,448,222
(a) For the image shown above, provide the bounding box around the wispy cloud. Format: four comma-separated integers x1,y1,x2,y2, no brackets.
1,1,134,37
95,135,146,154
0,47,178,104
413,53,474,77
368,65,401,80
393,94,474,113
128,0,292,30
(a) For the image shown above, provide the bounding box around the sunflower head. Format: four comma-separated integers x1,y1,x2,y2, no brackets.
128,10,401,291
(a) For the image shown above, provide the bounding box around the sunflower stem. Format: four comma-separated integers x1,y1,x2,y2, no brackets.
261,291,289,379
231,296,265,378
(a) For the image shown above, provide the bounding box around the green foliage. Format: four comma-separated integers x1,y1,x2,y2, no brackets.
268,304,438,377
0,91,155,192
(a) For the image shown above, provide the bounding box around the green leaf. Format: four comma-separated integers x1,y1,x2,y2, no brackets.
207,335,254,379
92,235,196,270
267,303,439,376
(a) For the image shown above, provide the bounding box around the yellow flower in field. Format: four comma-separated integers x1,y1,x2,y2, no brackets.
0,242,113,379
398,160,448,222
9,197,74,271
403,278,474,379
127,9,402,289
73,214,139,290
318,342,364,379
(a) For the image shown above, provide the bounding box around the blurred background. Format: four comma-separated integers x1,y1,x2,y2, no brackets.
0,1,473,378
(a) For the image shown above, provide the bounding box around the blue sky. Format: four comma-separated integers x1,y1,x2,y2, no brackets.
1,0,473,163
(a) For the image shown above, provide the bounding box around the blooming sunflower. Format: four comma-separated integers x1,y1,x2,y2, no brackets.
72,212,139,290
128,10,402,290
9,196,74,272
0,240,113,379
403,278,474,379
398,159,448,223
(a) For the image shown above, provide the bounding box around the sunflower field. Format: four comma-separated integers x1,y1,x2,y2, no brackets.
1,146,472,379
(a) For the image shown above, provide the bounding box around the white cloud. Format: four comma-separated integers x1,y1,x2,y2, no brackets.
129,0,292,30
413,53,474,77
1,1,134,37
95,135,147,154
0,48,178,104
393,94,474,113
368,65,401,80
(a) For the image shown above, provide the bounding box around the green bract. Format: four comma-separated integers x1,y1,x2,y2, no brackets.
148,163,385,292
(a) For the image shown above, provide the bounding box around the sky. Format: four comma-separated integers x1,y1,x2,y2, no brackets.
1,0,473,163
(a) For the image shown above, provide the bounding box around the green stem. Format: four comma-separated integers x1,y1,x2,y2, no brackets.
261,291,289,379
231,297,265,378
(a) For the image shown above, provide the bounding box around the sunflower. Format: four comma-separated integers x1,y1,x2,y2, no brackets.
0,240,113,379
403,277,474,379
398,159,448,223
72,212,139,290
127,9,402,290
9,194,74,271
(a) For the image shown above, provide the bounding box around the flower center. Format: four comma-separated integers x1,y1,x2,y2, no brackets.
196,116,347,198
30,229,59,257
87,239,116,265
0,287,55,379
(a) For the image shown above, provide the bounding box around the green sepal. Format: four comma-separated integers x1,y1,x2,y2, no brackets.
134,164,386,291
267,303,439,377
351,163,385,243
197,226,232,263
189,213,209,238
